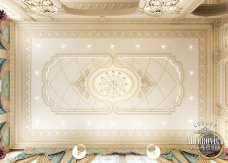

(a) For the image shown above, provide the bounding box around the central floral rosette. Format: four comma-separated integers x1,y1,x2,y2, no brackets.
86,66,140,101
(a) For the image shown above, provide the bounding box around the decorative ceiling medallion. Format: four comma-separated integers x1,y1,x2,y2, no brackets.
86,66,140,102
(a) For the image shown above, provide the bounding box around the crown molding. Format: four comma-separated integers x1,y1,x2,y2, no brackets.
12,17,222,25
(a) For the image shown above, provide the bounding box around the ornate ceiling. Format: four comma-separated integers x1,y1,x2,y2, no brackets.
11,23,209,147
2,0,227,150
1,0,226,21
43,54,183,114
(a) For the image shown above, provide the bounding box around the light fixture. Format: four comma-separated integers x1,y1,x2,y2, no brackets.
188,45,194,49
87,44,92,49
61,44,66,49
34,71,40,75
140,0,181,16
110,44,115,49
161,45,166,49
72,144,86,160
36,43,41,48
86,66,139,101
34,96,40,100
189,96,194,101
189,71,194,75
136,44,141,48
21,0,65,14
161,121,167,126
61,120,66,126
147,144,161,160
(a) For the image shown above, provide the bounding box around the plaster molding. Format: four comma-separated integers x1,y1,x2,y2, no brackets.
11,23,212,148
42,54,183,114
64,2,138,10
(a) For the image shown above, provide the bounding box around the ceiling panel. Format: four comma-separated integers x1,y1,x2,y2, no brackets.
11,23,213,148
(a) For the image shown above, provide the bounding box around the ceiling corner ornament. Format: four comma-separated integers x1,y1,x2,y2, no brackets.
21,0,66,15
138,0,181,16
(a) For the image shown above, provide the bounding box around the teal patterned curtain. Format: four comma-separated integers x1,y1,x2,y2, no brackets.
48,151,66,163
179,150,199,163
0,122,5,129
0,20,10,153
161,150,181,163
0,43,6,50
11,151,35,161
0,58,6,114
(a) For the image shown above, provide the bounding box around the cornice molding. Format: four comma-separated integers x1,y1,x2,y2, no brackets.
13,18,221,25
63,2,138,10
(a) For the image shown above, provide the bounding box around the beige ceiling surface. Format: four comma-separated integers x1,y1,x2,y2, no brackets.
10,22,214,148
0,0,206,21
31,37,197,131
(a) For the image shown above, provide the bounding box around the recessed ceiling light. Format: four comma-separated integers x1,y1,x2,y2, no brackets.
189,96,194,101
61,120,66,126
137,121,142,126
136,44,141,48
110,44,115,49
162,121,167,125
87,44,92,49
189,45,193,50
35,119,40,124
36,43,41,48
190,71,194,75
34,71,40,75
35,96,40,100
161,45,166,50
87,121,91,125
61,44,66,49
